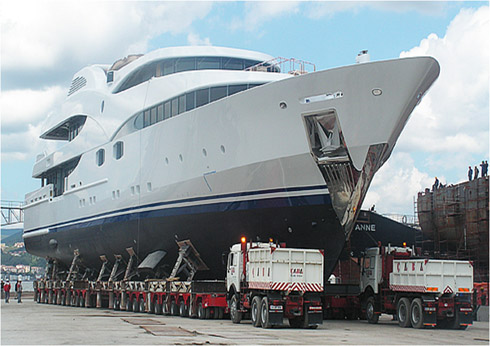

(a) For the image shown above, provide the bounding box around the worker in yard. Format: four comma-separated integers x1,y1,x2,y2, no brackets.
474,166,479,180
4,279,11,303
432,177,439,191
1,280,4,299
468,166,473,181
15,278,23,303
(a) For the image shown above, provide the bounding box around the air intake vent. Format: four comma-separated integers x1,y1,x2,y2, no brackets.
67,76,87,96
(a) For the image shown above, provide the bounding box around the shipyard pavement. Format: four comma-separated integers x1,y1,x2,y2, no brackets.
1,299,489,345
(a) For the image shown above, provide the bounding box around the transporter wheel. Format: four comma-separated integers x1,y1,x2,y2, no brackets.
260,297,272,329
71,293,77,307
170,300,179,316
163,300,170,315
289,317,302,328
60,292,65,306
230,294,242,324
410,298,424,329
251,296,262,327
397,298,411,328
180,301,189,317
126,296,132,311
133,298,139,312
149,298,155,314
139,298,146,313
366,296,379,324
198,302,205,319
155,302,163,315
76,295,81,307
449,312,467,330
217,307,224,319
113,296,119,310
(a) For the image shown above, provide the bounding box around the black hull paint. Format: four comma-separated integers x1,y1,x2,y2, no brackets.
25,200,346,282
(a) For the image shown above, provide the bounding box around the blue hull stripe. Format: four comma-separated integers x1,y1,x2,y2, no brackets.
25,185,330,234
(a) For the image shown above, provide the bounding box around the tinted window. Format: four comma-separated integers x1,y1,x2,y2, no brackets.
163,59,175,76
228,84,247,96
144,110,150,127
157,104,164,122
178,95,186,114
223,58,243,70
210,86,227,102
175,58,195,72
171,98,178,117
113,141,124,160
196,89,209,107
164,101,171,120
186,92,195,111
197,57,220,69
150,107,157,125
96,149,105,166
134,112,144,129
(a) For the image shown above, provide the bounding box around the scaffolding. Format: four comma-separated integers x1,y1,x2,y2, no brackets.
417,176,489,282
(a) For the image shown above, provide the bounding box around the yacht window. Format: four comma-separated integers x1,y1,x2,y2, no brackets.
157,104,164,122
150,107,157,125
96,149,105,166
144,110,151,127
186,92,195,111
196,88,209,107
163,59,175,76
210,86,227,102
228,84,247,96
223,58,243,70
178,95,186,114
175,57,195,73
164,101,171,120
197,57,220,69
113,141,124,160
171,98,178,117
134,112,144,129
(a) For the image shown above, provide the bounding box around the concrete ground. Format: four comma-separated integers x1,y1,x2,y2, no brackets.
1,298,489,345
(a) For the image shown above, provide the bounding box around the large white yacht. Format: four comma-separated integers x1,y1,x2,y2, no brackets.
23,46,439,280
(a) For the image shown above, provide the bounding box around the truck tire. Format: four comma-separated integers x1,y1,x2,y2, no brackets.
260,297,272,328
366,296,379,324
132,298,139,312
198,302,205,319
230,295,242,324
139,298,146,313
289,317,302,328
170,300,179,316
113,296,120,310
163,300,170,315
449,313,467,330
217,307,224,319
149,299,155,314
251,296,262,327
397,297,411,328
126,297,132,311
410,298,424,329
180,301,189,317
155,302,163,315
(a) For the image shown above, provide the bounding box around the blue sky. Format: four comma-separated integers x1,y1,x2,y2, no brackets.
1,1,489,216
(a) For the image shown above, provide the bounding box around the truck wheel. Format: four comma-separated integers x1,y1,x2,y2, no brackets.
251,296,262,327
217,307,224,319
260,297,272,328
126,297,132,311
366,296,379,324
397,298,411,328
198,302,205,319
230,295,242,324
449,313,467,330
156,302,163,315
163,300,169,315
139,299,146,313
132,298,139,312
113,296,119,310
80,295,86,308
289,317,302,328
170,300,179,316
180,301,189,317
149,299,155,314
410,298,424,329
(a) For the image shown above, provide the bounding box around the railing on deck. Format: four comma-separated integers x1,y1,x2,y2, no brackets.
246,57,316,75
1,200,24,226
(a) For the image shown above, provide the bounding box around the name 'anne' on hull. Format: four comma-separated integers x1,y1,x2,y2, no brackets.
23,47,440,282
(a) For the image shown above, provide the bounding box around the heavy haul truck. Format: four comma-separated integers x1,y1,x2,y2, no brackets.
34,238,324,328
324,244,474,329
33,240,473,330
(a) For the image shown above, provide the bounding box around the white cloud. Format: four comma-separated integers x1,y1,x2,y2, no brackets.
1,1,214,74
231,1,300,31
364,6,489,215
1,87,66,134
187,33,212,46
362,152,433,214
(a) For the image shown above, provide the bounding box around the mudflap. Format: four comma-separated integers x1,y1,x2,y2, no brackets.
423,310,437,327
268,293,285,326
305,294,323,327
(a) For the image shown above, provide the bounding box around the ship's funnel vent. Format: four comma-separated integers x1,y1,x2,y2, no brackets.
68,76,87,96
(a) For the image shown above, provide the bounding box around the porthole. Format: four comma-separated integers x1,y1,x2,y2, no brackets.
101,100,105,113
202,148,207,157
279,101,287,109
165,157,169,165
220,145,226,154
179,154,183,162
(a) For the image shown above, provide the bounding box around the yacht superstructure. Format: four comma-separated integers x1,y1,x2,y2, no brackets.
23,46,439,280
